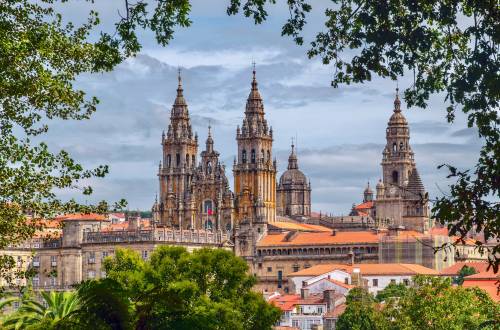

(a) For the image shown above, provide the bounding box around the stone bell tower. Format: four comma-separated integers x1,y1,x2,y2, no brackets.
157,71,198,228
375,88,430,232
233,68,277,258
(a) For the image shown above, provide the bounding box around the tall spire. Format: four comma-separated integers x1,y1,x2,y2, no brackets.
246,64,264,115
394,87,401,113
206,124,214,152
174,68,187,108
287,141,298,170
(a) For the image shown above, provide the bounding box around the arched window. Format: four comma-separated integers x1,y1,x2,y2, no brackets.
267,150,271,161
242,150,247,163
185,153,189,167
166,154,171,168
206,161,212,174
251,149,256,163
203,200,213,214
176,153,180,166
192,155,196,167
392,170,399,184
399,142,404,150
393,143,397,152
261,149,265,162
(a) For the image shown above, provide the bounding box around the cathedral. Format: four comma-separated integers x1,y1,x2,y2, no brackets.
153,69,431,239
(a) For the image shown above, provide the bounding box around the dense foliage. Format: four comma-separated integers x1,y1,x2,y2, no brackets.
1,247,280,330
337,276,500,330
228,0,500,271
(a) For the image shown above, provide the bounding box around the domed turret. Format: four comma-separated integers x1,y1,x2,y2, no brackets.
277,142,311,218
363,181,374,202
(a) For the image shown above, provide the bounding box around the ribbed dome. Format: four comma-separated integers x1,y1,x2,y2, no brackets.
280,169,307,185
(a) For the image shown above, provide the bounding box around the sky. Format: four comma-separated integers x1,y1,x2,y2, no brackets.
47,1,481,214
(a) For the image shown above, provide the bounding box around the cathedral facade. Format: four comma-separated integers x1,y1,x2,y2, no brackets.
156,73,233,231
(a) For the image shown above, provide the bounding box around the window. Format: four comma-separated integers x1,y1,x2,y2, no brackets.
267,150,271,161
261,149,265,162
344,277,349,284
33,275,40,287
242,150,247,163
403,279,410,286
186,153,189,167
258,263,262,269
88,271,96,279
142,250,149,260
267,267,272,272
50,277,57,286
88,252,95,264
204,200,213,213
392,170,399,183
192,155,196,166
278,270,283,289
293,264,299,272
393,143,397,152
390,279,396,284
176,153,180,166
318,307,323,314
32,256,40,267
206,161,212,174
372,279,378,287
16,256,22,267
101,251,108,260
167,154,171,168
50,255,57,267
251,149,256,163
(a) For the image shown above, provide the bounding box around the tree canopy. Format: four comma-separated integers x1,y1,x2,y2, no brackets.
1,247,280,329
337,276,500,330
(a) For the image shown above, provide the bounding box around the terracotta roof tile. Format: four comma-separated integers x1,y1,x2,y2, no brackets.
324,303,347,318
270,222,331,232
257,231,380,247
440,262,491,276
269,294,301,311
354,201,374,210
289,263,438,277
462,277,500,301
56,213,108,221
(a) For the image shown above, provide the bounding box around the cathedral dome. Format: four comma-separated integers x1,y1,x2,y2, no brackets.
280,168,307,185
279,143,308,185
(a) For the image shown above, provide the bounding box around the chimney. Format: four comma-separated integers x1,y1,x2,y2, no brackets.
323,289,336,311
301,287,309,299
348,250,354,265
283,230,298,242
332,229,337,236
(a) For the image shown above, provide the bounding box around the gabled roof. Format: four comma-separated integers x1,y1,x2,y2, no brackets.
289,263,438,277
440,262,491,276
